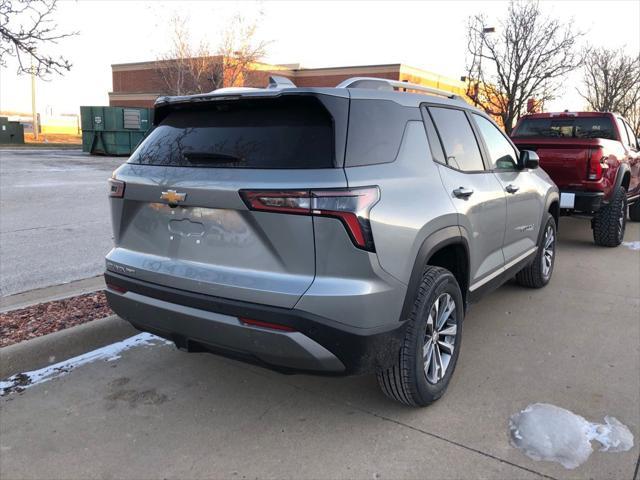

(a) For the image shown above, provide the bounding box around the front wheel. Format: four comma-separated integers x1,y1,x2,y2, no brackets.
377,266,463,407
516,213,556,288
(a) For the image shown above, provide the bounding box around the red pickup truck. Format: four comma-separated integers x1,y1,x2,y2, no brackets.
511,112,640,246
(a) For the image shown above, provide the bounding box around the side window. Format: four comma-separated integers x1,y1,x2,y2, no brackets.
421,108,446,164
617,117,632,146
624,121,638,150
429,107,485,172
473,114,518,170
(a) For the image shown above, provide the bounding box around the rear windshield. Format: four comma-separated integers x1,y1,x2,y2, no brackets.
128,97,334,168
512,116,616,140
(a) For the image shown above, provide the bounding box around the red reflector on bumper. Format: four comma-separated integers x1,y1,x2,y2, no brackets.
239,317,296,332
106,283,127,294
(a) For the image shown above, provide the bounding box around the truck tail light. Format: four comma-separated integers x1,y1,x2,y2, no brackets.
586,148,605,181
240,187,380,252
108,178,126,198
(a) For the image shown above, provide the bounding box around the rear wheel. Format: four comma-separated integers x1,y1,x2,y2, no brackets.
377,266,463,407
516,213,556,288
629,199,640,222
593,186,627,247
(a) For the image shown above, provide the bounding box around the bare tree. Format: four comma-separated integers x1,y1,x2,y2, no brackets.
218,14,268,88
155,16,221,96
579,47,640,134
156,13,269,96
0,0,76,76
465,0,583,133
627,101,640,138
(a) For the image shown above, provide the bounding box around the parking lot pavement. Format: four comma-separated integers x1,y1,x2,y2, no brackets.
0,149,124,297
1,220,638,479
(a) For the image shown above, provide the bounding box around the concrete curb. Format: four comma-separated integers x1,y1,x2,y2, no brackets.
0,275,105,313
0,315,138,378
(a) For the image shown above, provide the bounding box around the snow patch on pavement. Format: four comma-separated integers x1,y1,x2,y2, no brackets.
509,403,634,469
0,333,171,396
622,241,640,251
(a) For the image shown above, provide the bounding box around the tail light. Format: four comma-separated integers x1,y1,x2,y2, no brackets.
108,178,125,198
586,148,606,181
240,187,380,252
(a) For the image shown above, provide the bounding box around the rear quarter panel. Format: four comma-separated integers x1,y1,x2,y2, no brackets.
344,120,458,285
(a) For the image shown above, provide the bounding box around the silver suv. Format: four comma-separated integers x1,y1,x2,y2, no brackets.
105,76,559,407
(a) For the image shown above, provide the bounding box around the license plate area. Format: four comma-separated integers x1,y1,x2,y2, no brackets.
560,193,575,209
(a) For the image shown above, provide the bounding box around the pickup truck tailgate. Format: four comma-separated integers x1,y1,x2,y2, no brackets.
513,139,599,190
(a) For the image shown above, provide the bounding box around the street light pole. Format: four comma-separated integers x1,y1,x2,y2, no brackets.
476,26,495,108
31,57,38,141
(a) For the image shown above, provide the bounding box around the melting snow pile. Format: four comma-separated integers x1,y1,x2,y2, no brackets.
509,403,634,469
622,241,640,251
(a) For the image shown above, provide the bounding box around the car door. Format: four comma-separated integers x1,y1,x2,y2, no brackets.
471,113,544,265
423,106,507,288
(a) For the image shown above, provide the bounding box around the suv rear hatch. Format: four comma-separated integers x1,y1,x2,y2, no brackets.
106,93,349,309
512,115,614,190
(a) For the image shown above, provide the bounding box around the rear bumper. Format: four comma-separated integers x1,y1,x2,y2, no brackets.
104,271,406,375
560,190,604,214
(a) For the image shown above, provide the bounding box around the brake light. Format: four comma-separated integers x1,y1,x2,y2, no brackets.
108,178,125,198
586,148,605,181
240,187,380,252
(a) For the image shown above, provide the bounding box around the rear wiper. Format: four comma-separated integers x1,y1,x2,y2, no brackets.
183,152,243,163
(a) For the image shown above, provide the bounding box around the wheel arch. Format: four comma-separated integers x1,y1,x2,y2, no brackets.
398,226,470,322
543,190,560,236
613,163,631,192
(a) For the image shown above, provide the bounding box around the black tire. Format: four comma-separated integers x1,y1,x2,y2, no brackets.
593,186,627,247
516,213,556,289
376,266,463,407
629,198,640,222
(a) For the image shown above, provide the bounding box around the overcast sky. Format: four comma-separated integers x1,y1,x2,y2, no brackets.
1,0,639,116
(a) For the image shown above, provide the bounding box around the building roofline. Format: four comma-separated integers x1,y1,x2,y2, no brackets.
108,92,165,100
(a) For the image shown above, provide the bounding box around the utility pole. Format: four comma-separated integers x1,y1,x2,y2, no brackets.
31,57,38,140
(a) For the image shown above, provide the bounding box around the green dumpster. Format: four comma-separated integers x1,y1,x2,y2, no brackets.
0,117,25,144
81,106,152,155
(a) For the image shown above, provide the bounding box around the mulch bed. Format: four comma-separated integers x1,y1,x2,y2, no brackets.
0,291,112,348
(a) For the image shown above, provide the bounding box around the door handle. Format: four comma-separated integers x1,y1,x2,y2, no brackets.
453,187,474,199
505,184,520,194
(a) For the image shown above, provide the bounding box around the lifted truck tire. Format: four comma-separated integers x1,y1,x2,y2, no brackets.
593,186,627,247
377,266,463,407
516,213,556,288
629,198,640,222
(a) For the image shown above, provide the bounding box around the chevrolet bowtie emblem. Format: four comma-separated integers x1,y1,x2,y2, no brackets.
161,190,187,204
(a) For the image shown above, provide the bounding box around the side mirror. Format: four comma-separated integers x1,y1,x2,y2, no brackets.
519,150,539,170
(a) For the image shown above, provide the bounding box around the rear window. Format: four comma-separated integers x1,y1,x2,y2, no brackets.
128,97,334,168
513,116,616,140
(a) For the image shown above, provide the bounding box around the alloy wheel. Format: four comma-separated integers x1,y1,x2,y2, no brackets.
542,224,555,279
423,293,457,384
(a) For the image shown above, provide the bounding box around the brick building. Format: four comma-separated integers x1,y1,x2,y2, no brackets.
109,60,470,108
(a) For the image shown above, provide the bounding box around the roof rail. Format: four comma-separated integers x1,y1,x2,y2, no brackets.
336,77,462,100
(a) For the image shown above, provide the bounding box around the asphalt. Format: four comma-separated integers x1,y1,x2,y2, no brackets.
0,149,123,297
1,218,638,480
